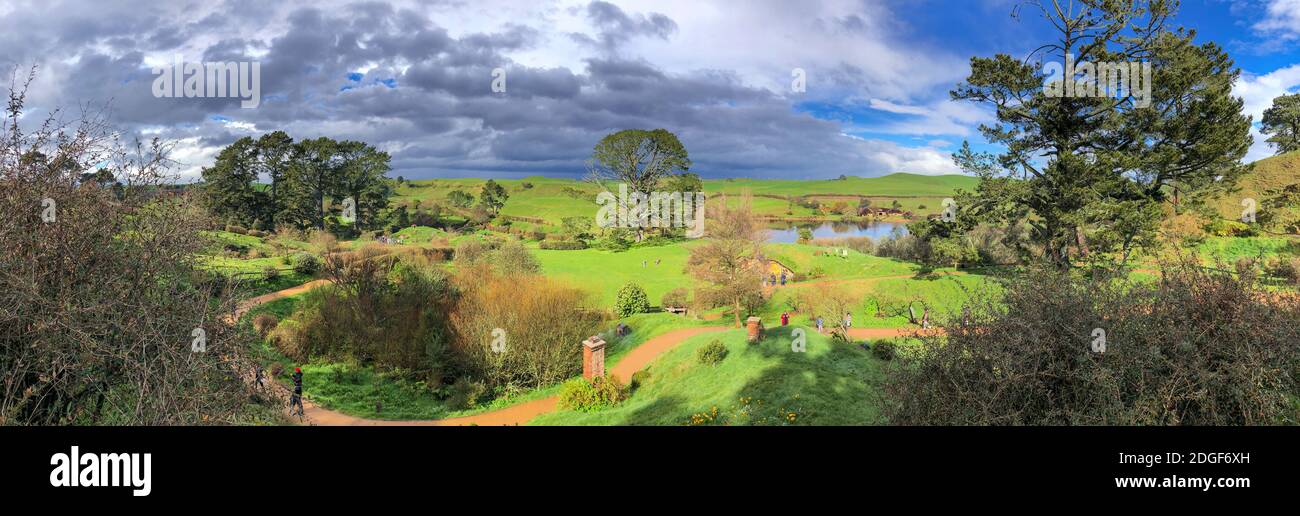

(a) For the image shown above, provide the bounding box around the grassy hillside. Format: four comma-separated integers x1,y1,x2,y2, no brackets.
1214,151,1300,223
530,326,888,425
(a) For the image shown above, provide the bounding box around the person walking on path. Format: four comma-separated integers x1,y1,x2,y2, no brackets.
843,312,852,329
290,367,304,417
815,316,824,334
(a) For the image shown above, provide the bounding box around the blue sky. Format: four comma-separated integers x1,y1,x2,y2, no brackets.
798,0,1300,162
2,0,1297,180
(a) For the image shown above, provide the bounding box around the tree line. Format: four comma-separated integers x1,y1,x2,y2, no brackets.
201,131,394,232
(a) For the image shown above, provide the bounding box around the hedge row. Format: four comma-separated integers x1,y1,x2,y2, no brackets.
539,240,588,250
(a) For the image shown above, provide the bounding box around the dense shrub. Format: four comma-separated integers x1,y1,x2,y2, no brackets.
810,236,876,255
270,252,457,377
450,270,604,391
1204,219,1256,237
539,240,588,250
446,377,488,410
630,370,652,391
869,340,896,361
661,287,689,308
927,236,980,268
558,374,626,412
248,229,269,238
696,339,729,366
884,264,1300,425
225,224,249,235
262,265,281,281
292,253,321,276
593,232,632,251
1265,256,1300,285
960,224,1024,265
491,239,541,276
252,314,279,338
615,282,651,317
453,238,494,264
1,84,251,424
874,230,926,262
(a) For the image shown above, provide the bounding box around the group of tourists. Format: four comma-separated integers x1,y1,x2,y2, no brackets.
777,311,851,334
792,312,851,334
762,271,788,287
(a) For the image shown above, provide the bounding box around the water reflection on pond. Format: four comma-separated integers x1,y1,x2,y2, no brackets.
766,221,907,243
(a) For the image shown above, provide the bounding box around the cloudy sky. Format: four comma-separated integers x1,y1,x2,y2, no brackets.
1,0,1297,181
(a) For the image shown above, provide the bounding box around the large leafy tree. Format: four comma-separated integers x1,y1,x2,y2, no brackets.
586,129,692,196
586,129,693,239
255,131,294,227
278,137,338,229
1261,93,1300,155
333,140,394,228
478,179,508,216
202,133,394,231
950,0,1251,269
201,136,269,227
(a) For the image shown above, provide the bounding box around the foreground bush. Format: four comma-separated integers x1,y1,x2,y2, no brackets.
884,265,1300,425
558,374,626,412
450,269,604,392
0,80,251,424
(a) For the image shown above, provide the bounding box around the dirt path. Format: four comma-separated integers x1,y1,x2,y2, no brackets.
296,326,731,426
234,279,330,320
235,277,936,426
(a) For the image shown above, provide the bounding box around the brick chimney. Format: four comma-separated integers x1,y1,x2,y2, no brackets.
582,335,606,379
746,316,763,343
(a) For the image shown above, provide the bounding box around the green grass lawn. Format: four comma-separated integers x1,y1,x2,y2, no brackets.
1195,236,1300,263
534,242,700,308
530,325,887,425
763,270,1000,328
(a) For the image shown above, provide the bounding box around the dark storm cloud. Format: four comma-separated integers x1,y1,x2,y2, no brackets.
0,0,948,180
570,0,677,52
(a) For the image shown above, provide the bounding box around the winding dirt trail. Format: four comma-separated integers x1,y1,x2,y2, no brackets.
300,326,732,426
234,279,330,320
239,278,934,426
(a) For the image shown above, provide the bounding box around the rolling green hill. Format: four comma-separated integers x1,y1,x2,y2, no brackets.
1214,151,1300,223
388,173,978,229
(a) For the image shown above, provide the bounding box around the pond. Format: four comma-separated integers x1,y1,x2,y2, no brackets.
766,221,907,244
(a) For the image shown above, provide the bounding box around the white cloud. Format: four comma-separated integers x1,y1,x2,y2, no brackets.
1234,63,1300,162
1254,0,1300,40
842,133,961,175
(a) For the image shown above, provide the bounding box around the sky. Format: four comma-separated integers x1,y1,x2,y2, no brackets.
0,0,1297,181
